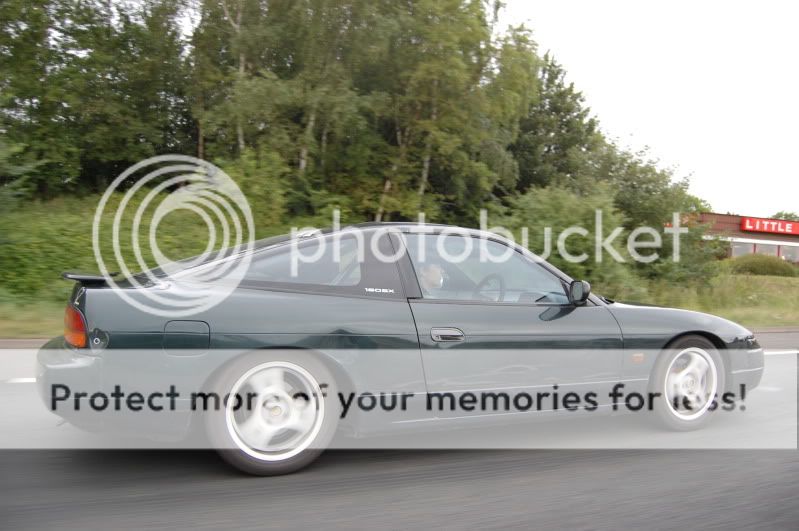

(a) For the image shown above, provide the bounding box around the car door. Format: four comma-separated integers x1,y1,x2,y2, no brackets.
397,231,624,417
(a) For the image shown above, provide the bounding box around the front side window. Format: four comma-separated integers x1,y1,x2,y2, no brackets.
403,233,568,304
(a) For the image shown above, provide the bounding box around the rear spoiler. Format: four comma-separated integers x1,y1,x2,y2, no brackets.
61,272,117,286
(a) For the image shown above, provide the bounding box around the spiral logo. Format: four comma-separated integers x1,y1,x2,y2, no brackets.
92,155,255,317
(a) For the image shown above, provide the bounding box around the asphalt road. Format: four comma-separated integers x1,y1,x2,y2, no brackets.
1,448,797,530
0,332,796,529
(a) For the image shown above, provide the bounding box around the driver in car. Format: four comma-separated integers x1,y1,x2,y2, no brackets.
418,263,445,296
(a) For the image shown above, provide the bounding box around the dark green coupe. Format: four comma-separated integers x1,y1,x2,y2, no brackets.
38,223,764,475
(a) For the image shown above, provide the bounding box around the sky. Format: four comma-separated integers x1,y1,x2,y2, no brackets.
500,0,798,217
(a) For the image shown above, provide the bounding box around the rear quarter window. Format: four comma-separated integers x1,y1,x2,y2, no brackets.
220,231,405,299
245,236,362,286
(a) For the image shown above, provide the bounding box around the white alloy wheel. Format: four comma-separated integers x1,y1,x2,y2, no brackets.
226,361,325,461
663,347,719,421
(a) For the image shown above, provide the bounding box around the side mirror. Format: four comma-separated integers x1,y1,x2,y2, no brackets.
568,280,591,305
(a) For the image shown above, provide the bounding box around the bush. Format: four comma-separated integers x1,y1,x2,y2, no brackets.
0,190,290,302
725,254,797,277
502,183,647,301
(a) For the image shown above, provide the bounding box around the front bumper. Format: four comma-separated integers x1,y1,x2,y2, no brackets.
727,345,765,393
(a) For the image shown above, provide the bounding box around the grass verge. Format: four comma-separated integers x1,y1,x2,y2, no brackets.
630,274,799,329
0,300,63,338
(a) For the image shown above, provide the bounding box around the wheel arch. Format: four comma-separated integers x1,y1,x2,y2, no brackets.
665,330,726,351
663,330,731,388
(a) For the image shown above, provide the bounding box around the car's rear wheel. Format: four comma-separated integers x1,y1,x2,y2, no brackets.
650,335,725,430
206,351,338,475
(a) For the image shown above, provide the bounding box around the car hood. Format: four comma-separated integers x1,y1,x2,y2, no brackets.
604,301,753,343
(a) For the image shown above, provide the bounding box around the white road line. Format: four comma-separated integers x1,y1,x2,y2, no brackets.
0,351,793,382
764,350,799,356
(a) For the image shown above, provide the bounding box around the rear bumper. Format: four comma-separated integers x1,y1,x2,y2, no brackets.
36,338,105,431
36,338,192,440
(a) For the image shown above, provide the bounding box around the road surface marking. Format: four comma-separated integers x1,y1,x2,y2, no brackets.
764,350,798,356
0,352,793,383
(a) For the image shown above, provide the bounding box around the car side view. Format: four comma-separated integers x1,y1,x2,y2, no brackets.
38,223,765,475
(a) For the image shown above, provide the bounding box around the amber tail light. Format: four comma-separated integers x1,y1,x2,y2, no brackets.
64,305,87,348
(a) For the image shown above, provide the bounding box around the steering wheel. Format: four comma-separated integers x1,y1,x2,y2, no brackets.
472,273,506,302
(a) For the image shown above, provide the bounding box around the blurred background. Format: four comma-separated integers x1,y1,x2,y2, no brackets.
0,1,797,334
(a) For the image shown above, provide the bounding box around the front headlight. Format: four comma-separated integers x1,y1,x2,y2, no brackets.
744,334,761,351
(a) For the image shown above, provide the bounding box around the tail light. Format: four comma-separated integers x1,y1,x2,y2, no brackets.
64,305,87,348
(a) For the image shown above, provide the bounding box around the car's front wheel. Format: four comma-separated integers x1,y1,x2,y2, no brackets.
650,335,725,430
206,351,339,475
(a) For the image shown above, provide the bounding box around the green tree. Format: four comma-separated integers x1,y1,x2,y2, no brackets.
61,0,192,189
0,0,80,195
0,0,730,295
370,0,527,223
503,183,644,300
608,149,707,229
772,211,799,221
511,54,602,193
481,27,539,195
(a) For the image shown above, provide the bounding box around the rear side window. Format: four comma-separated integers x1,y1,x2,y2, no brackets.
228,230,405,299
245,236,361,286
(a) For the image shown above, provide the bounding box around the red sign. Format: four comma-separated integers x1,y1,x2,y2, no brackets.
741,217,798,236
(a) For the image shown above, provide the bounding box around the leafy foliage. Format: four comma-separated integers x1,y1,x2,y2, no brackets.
0,0,737,302
510,55,601,193
502,183,646,300
772,211,799,222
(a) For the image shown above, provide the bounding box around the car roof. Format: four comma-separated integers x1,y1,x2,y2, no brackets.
251,222,465,248
252,222,538,257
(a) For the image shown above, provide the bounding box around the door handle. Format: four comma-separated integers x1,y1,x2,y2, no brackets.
431,327,465,342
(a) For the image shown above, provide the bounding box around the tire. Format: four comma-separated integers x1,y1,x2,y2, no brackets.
205,350,339,476
650,335,726,431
